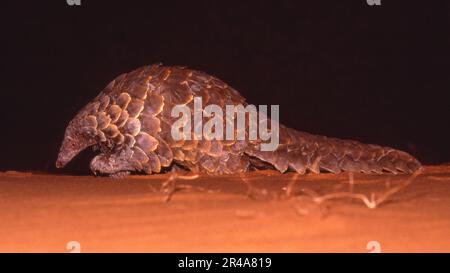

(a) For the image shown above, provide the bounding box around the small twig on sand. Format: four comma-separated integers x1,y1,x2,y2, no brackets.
284,173,300,198
239,173,270,200
161,172,200,202
372,168,422,206
348,172,354,193
299,168,423,209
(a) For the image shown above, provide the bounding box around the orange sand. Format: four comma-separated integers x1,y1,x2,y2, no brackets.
0,166,449,252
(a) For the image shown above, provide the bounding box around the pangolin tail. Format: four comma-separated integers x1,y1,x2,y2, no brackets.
245,125,422,174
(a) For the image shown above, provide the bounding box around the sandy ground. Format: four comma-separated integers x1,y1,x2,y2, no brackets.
0,166,449,253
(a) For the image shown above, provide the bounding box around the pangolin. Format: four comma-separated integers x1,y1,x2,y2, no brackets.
56,64,421,176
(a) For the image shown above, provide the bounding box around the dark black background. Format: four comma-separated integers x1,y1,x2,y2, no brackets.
1,0,449,174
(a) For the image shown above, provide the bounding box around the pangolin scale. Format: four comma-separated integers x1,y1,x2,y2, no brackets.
56,64,421,175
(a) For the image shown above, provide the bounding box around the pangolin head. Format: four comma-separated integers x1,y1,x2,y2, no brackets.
55,71,137,170
55,92,112,169
56,111,98,169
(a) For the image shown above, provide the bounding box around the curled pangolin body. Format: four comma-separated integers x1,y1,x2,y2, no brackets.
56,64,421,175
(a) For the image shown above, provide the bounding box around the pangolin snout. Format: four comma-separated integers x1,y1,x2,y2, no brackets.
55,159,64,169
56,136,78,168
56,127,96,169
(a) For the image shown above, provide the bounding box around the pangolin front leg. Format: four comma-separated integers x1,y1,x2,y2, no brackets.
90,146,139,175
56,64,421,176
